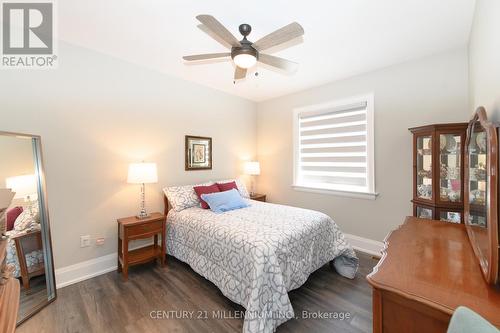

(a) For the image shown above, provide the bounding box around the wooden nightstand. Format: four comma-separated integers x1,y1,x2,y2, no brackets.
117,212,166,281
10,229,44,292
250,193,266,202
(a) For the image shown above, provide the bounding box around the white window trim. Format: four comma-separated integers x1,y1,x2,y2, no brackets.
292,93,378,200
292,184,379,200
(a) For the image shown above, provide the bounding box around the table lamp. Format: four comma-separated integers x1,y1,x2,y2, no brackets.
127,162,158,219
244,161,260,195
5,174,38,217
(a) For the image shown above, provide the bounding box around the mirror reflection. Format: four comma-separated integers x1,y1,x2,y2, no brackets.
0,133,56,324
465,121,489,273
467,122,488,228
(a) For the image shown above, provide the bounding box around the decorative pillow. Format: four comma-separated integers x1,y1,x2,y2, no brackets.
6,206,23,231
14,207,39,232
163,182,213,212
217,178,250,198
217,181,238,192
193,184,220,209
201,189,250,213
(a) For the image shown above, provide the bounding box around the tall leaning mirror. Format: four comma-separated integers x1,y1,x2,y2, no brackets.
0,131,56,325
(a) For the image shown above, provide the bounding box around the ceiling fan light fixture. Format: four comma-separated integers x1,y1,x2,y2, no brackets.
233,53,256,69
184,15,304,80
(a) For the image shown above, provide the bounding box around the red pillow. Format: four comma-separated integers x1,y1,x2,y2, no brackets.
6,206,23,231
217,181,239,192
193,184,220,209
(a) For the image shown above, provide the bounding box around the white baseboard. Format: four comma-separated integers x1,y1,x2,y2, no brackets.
55,234,383,289
344,233,384,257
55,253,117,289
55,241,153,289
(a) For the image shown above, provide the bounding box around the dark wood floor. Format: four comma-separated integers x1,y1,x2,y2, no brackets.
17,252,377,333
18,275,48,322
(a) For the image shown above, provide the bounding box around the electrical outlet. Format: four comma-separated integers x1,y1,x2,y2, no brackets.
80,235,91,248
95,237,105,246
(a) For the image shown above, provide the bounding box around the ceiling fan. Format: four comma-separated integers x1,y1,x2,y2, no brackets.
183,15,304,81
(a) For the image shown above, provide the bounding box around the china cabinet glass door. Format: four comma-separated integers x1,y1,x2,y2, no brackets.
438,209,462,223
416,135,432,200
415,205,433,219
438,133,462,204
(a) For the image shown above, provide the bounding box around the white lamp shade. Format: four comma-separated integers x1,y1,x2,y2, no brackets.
127,163,158,184
244,161,261,176
5,174,37,199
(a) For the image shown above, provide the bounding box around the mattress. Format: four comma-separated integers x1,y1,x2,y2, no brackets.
166,199,358,333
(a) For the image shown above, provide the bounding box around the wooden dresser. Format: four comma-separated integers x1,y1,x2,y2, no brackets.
367,217,500,333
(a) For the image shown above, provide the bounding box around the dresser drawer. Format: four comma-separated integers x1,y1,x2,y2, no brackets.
124,220,163,238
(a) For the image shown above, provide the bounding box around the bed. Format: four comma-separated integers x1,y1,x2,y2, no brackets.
164,183,358,333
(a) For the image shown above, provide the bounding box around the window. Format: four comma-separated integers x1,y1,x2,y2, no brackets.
293,94,377,199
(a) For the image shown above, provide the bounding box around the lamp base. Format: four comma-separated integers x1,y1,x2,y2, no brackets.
136,210,150,219
136,183,149,219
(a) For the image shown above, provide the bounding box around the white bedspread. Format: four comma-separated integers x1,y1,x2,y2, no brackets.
166,200,358,333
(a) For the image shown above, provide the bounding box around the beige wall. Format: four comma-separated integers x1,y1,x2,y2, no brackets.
469,0,500,121
0,43,256,268
256,48,470,241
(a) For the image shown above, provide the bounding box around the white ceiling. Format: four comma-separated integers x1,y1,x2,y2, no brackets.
58,0,476,102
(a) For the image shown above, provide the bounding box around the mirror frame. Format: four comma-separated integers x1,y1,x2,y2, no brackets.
463,108,499,285
0,131,57,325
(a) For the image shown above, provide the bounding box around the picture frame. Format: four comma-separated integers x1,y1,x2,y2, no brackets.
185,135,212,170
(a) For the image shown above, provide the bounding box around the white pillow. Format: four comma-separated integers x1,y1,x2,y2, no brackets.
163,182,213,212
217,178,250,198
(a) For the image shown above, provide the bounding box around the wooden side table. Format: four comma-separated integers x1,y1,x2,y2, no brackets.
117,212,166,281
250,193,266,202
10,229,44,292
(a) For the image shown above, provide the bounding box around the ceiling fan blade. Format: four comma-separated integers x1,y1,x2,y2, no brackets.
234,66,247,80
258,54,298,72
183,53,231,61
252,22,304,51
198,24,233,49
196,15,241,48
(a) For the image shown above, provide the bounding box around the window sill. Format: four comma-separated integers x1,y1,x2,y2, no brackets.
292,185,379,200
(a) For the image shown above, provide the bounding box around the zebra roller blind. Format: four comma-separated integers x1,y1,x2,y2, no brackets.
294,95,375,194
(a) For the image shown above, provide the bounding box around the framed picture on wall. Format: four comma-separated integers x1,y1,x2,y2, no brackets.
185,135,212,170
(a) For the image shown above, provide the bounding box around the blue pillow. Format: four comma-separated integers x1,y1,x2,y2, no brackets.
200,188,250,213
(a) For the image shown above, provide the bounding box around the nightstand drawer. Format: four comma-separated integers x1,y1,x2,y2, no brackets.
125,220,163,238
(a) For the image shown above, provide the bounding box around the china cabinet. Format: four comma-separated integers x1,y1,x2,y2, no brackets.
464,107,499,285
410,123,468,223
